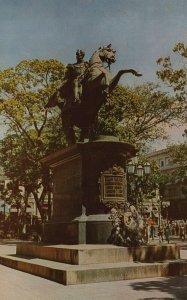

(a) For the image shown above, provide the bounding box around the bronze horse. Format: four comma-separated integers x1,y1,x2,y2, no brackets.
45,44,142,144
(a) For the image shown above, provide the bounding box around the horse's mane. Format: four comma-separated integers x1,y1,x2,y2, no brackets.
89,47,101,64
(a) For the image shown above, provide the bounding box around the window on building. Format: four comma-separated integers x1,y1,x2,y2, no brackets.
159,159,165,168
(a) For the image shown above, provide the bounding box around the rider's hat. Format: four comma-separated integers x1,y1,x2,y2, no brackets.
76,49,85,57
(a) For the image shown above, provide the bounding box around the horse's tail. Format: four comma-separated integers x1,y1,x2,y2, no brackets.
45,90,61,108
45,94,55,108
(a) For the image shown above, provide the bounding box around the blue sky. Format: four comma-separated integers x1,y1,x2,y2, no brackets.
0,0,186,145
0,0,187,84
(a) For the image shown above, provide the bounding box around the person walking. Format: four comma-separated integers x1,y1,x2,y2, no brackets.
176,222,179,237
164,224,171,243
158,225,164,243
180,224,185,241
143,223,149,244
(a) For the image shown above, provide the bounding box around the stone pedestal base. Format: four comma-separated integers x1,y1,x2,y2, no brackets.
41,137,136,244
0,243,185,285
42,221,113,244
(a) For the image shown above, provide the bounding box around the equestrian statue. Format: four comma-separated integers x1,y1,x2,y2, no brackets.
45,44,142,145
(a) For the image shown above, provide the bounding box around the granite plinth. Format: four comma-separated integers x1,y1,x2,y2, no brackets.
41,138,136,244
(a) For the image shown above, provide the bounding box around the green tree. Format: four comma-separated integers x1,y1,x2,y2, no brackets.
156,45,187,173
156,43,187,205
96,83,183,147
157,42,187,122
0,59,66,219
169,140,187,178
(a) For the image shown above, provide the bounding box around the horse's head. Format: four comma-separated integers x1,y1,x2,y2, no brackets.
98,44,116,65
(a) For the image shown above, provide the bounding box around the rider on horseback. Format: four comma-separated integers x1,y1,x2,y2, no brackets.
65,49,89,104
45,44,142,145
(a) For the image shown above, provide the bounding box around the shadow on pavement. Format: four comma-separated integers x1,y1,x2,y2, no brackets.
138,297,174,300
131,275,187,300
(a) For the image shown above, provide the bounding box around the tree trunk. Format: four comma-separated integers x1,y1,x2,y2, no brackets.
32,190,46,221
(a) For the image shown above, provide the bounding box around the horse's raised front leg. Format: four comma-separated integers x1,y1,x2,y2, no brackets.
109,69,142,93
124,69,142,77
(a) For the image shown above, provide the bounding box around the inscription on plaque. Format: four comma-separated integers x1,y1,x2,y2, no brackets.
99,165,127,208
104,175,124,198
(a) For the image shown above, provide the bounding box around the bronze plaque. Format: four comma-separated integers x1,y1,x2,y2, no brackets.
99,165,127,208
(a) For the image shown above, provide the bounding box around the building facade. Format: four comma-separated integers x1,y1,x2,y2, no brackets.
146,148,187,220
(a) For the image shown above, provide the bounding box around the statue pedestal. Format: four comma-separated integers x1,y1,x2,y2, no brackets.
41,137,136,244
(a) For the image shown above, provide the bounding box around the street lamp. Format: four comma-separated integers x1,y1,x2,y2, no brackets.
126,159,151,176
144,162,152,175
126,158,151,213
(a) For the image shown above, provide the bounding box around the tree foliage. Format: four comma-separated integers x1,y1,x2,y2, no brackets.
156,42,187,178
96,83,182,147
0,59,66,219
157,42,187,122
168,141,187,179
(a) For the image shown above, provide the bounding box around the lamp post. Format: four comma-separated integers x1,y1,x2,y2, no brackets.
47,170,53,221
156,186,162,227
0,182,7,221
126,158,151,214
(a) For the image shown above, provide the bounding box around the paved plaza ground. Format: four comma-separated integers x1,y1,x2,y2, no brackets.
0,238,186,300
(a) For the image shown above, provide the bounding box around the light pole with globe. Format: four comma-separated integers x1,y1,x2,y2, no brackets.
126,157,151,214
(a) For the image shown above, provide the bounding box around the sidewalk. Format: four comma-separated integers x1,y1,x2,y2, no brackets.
146,235,187,245
0,240,186,300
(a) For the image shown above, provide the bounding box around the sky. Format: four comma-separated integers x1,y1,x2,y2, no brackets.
0,0,186,147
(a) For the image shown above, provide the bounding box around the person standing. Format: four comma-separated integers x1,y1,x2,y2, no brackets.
158,225,164,243
150,223,155,240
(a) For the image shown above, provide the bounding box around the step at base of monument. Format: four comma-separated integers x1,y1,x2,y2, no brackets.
0,254,187,285
16,243,180,265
